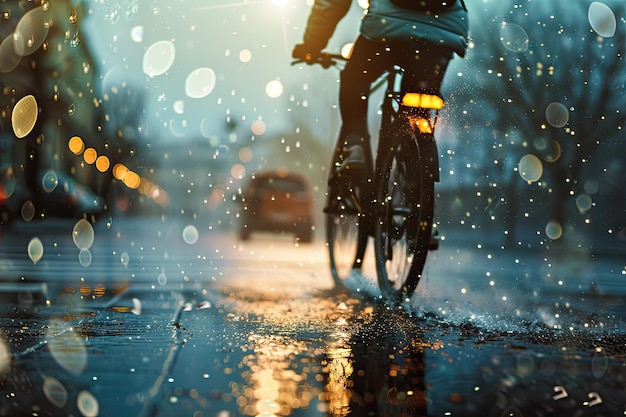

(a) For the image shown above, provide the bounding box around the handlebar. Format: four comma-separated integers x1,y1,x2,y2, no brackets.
291,52,346,68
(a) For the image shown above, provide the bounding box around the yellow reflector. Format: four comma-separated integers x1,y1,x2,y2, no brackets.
401,93,444,109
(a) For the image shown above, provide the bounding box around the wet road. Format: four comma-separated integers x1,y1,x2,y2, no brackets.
0,217,624,416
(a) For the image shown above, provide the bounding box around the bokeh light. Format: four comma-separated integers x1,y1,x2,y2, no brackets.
251,120,266,135
83,148,97,164
239,147,253,163
68,135,85,155
239,49,252,63
96,155,110,172
545,221,563,240
265,80,283,98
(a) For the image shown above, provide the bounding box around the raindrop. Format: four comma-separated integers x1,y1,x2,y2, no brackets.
13,6,52,56
500,22,529,52
518,154,543,182
28,237,44,264
41,170,58,192
591,354,608,378
68,103,76,116
43,376,68,408
588,2,616,38
78,249,92,267
72,219,95,251
251,120,266,135
11,95,38,138
0,34,21,73
47,323,87,375
545,221,563,240
143,40,175,77
239,49,252,63
185,67,216,99
21,200,35,222
76,390,99,417
157,271,167,285
545,102,569,128
182,225,199,245
120,251,130,267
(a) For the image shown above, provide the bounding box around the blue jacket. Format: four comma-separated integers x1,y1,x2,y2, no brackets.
303,0,469,57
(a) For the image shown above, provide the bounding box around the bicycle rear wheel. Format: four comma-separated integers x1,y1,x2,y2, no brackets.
374,131,435,299
326,161,369,288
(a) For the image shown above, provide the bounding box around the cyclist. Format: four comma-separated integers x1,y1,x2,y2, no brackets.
293,0,469,176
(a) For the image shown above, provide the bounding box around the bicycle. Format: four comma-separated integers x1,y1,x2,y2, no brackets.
293,52,441,301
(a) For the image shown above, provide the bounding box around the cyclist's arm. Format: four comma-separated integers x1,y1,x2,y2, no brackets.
302,0,352,52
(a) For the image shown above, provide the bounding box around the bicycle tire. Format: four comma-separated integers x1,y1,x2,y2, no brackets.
326,152,369,288
374,129,435,299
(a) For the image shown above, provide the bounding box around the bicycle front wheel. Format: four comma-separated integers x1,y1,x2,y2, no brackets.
374,132,435,299
326,167,369,288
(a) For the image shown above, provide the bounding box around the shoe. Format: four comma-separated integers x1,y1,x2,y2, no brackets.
338,145,366,177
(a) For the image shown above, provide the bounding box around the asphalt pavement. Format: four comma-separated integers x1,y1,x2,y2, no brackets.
0,217,625,416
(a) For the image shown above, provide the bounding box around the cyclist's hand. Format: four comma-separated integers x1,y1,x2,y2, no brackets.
292,44,322,64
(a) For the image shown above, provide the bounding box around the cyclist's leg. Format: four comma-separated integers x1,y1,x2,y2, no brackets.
338,36,391,170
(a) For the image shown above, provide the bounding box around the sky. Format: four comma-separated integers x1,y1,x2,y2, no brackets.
83,0,367,145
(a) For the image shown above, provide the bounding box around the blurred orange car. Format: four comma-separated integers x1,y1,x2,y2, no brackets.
239,169,314,242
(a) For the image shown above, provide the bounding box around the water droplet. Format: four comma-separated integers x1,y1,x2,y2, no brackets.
47,321,87,375
43,376,68,408
76,390,99,417
518,154,543,182
68,103,76,116
79,249,92,267
28,237,44,264
120,251,129,267
21,200,36,222
500,22,529,52
545,102,569,128
72,219,95,250
185,67,216,99
182,225,199,245
130,26,144,42
588,2,616,37
11,95,38,138
545,221,563,240
41,170,58,192
143,40,175,77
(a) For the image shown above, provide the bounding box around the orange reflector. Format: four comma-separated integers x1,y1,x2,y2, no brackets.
401,93,444,109
408,116,433,134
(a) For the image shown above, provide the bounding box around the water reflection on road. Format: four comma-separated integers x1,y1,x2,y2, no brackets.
0,220,624,416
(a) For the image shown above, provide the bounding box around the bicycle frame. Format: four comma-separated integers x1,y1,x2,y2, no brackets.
375,66,441,189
